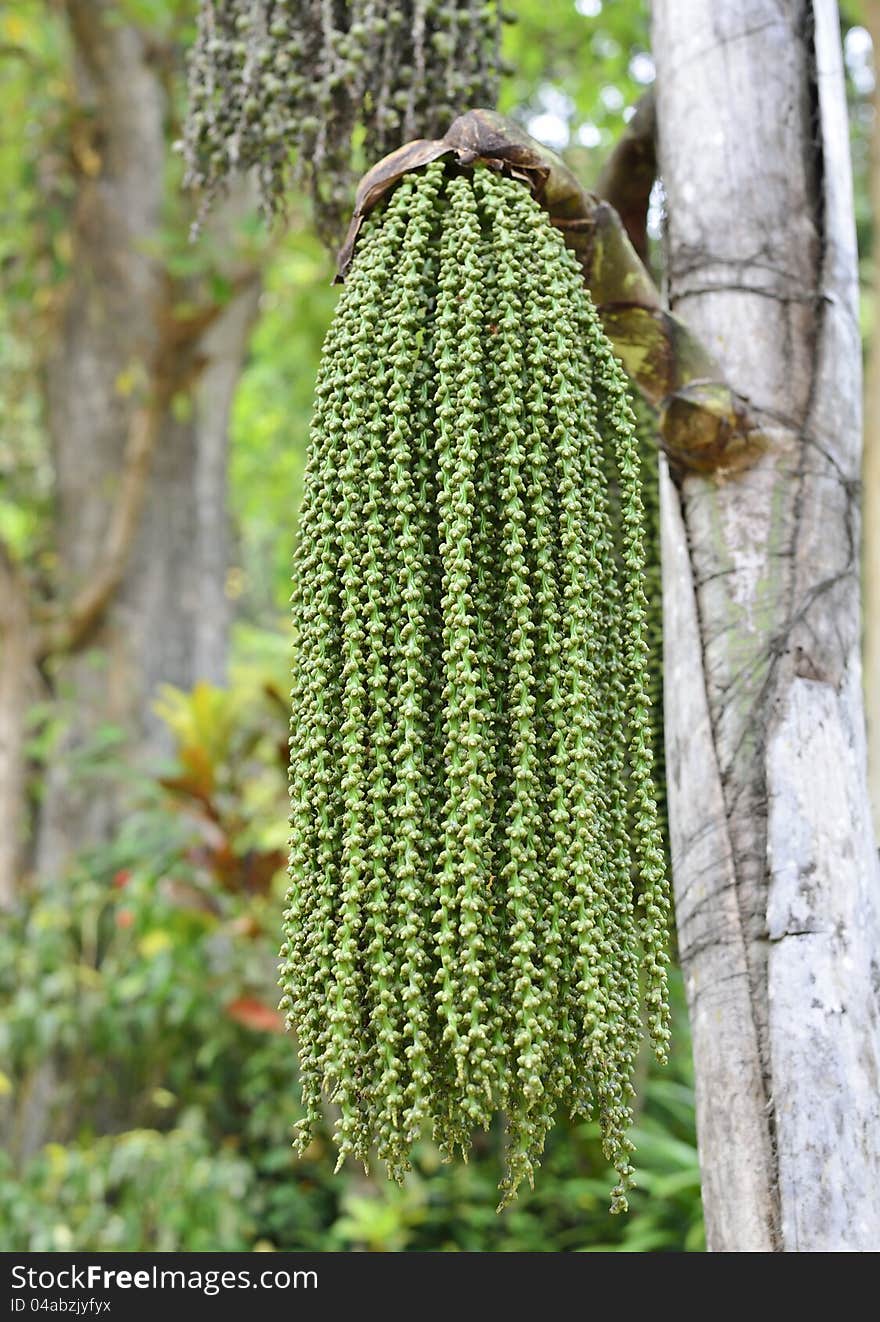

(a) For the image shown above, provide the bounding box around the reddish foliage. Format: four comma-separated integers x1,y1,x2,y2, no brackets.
225,997,285,1034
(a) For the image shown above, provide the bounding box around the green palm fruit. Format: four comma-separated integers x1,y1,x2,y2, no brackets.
634,399,668,851
280,161,671,1210
184,2,502,242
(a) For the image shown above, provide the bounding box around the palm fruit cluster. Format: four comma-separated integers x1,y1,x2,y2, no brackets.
634,401,667,842
280,160,670,1210
184,1,502,239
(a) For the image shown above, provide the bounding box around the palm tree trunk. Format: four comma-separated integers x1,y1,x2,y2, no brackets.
653,0,880,1251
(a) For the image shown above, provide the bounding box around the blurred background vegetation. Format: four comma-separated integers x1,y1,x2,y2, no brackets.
0,0,875,1251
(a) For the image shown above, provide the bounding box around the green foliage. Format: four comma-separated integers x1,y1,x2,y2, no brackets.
184,1,503,240
0,2,67,562
500,0,653,183
282,163,670,1208
0,667,316,1249
0,1121,254,1252
230,232,338,616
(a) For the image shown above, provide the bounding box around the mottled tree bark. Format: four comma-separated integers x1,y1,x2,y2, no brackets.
34,0,259,880
863,2,880,829
654,0,880,1251
0,548,36,909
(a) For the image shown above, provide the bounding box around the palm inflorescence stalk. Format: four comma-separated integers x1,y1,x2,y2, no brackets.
280,162,670,1209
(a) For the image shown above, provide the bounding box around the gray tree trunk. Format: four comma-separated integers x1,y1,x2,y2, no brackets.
653,0,880,1251
35,1,259,880
0,550,35,909
862,3,880,831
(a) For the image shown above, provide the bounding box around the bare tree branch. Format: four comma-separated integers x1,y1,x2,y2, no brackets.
37,399,162,659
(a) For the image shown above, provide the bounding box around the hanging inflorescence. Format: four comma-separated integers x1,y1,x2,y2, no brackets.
635,401,667,842
280,162,670,1210
184,2,503,240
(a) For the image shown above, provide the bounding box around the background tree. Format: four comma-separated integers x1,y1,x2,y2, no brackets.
0,0,264,901
35,0,263,881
